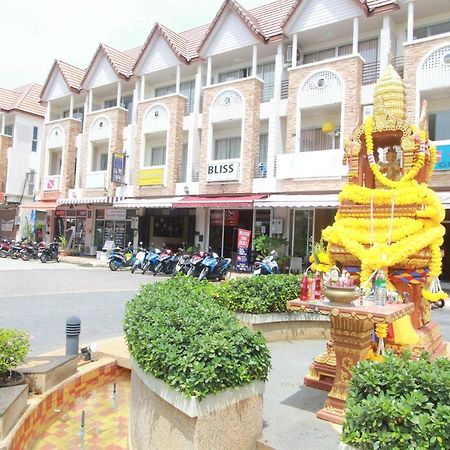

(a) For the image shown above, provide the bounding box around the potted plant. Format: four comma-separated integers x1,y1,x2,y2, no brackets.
0,328,30,387
341,350,450,449
58,235,69,256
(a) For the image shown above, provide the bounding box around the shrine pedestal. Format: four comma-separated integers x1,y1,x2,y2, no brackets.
288,300,414,425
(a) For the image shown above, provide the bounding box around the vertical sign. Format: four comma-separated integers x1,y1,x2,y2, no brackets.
112,152,125,183
236,228,251,272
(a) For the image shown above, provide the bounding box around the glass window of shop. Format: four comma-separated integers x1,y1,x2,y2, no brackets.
291,209,313,259
94,209,135,250
65,210,88,252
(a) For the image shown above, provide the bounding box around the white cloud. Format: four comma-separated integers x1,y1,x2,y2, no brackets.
0,0,271,89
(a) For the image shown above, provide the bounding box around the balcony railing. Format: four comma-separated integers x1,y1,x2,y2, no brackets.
263,82,274,102
86,171,107,189
185,97,194,116
362,61,380,85
177,164,200,183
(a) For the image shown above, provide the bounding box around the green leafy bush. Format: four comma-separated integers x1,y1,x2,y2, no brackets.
252,235,289,258
0,328,30,375
124,276,271,399
342,351,450,449
213,274,300,314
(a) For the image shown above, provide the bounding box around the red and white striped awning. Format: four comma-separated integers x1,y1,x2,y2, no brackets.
57,196,123,206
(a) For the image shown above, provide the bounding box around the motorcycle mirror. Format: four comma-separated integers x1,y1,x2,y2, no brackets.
270,250,276,255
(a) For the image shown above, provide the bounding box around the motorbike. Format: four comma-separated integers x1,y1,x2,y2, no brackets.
108,243,135,271
0,240,13,258
40,241,60,263
173,249,192,275
21,241,46,261
253,250,279,275
198,251,231,281
130,243,146,274
431,299,445,309
9,238,28,259
154,246,178,276
141,247,161,275
186,250,208,277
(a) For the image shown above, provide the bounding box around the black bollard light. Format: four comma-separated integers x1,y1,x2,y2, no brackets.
66,316,81,356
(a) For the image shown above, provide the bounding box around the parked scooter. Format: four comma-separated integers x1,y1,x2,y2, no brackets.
186,250,208,277
154,245,178,276
0,240,13,258
21,241,46,261
141,247,161,275
40,241,60,263
130,243,146,274
198,250,231,281
253,250,279,275
108,243,135,271
173,248,192,275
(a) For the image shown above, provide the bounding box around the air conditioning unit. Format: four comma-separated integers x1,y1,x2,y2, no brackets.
286,45,303,64
85,245,97,256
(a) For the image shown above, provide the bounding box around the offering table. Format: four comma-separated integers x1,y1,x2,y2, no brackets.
287,299,414,424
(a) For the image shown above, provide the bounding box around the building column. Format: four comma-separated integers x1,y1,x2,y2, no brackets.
175,64,181,94
379,15,395,73
88,90,93,113
116,81,122,107
1,113,5,135
252,44,258,77
69,94,74,118
352,17,359,55
46,101,51,122
274,43,283,102
140,75,146,101
206,57,212,86
407,1,415,42
193,64,202,113
292,34,298,68
132,79,139,124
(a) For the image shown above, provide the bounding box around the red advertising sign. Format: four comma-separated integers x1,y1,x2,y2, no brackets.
236,228,251,272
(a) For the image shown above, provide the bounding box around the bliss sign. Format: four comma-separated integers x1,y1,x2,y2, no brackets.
206,162,239,182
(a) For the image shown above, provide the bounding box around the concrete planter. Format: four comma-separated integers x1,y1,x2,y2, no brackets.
237,312,330,342
339,442,359,449
0,384,27,440
130,359,265,450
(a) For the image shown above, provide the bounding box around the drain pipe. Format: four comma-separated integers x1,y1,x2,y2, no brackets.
66,316,81,356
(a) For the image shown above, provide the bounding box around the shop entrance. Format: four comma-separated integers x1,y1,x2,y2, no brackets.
209,209,254,259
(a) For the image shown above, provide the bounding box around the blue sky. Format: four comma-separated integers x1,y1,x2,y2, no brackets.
0,0,270,89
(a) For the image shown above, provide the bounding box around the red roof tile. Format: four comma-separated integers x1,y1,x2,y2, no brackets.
57,60,85,90
0,84,45,117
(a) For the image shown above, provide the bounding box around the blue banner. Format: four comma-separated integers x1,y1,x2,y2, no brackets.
435,144,450,171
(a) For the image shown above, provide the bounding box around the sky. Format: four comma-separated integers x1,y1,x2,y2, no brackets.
0,0,273,90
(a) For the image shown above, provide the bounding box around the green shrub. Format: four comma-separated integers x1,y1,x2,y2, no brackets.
123,276,271,400
342,351,450,449
213,274,300,314
0,328,30,375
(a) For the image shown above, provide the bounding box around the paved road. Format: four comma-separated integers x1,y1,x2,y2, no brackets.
0,258,162,355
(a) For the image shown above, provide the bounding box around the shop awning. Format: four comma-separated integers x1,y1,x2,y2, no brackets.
173,195,267,208
20,201,58,211
437,191,450,208
112,197,184,209
57,196,123,206
254,194,339,208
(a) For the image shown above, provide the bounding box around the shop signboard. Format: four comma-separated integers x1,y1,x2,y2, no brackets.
236,228,251,272
206,162,239,182
225,209,239,226
1,219,14,232
105,209,127,221
138,168,164,186
434,143,450,171
112,152,126,183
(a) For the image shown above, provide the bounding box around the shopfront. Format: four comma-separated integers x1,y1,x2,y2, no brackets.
93,208,135,250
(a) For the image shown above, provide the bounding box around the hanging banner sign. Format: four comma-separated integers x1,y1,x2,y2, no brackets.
105,209,126,221
236,228,251,272
111,152,126,183
206,162,239,182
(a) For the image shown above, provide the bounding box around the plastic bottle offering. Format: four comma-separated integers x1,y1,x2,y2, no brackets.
314,272,322,300
375,270,387,306
307,275,314,299
300,273,309,301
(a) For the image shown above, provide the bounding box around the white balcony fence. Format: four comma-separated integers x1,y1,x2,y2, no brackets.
276,149,347,180
86,171,107,189
42,175,61,191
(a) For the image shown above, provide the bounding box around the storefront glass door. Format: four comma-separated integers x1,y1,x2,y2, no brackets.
291,209,313,259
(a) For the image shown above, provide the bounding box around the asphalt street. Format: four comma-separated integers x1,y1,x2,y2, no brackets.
0,258,449,356
0,258,160,355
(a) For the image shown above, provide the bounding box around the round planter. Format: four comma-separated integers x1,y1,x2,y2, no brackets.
0,370,26,388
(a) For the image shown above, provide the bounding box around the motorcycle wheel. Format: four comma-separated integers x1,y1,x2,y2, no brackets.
0,250,7,258
10,251,19,260
436,299,445,308
187,266,196,277
131,265,137,274
109,259,119,271
154,262,163,276
40,254,48,263
199,267,209,281
21,253,31,262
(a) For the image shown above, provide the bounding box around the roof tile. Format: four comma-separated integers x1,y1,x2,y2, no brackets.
0,84,45,117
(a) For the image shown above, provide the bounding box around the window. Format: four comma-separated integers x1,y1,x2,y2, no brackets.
27,171,35,196
180,80,195,114
63,107,85,130
179,143,188,182
429,110,450,141
104,99,116,109
414,20,450,40
259,133,268,163
4,124,13,137
91,141,109,171
31,126,38,152
258,63,275,102
49,148,62,175
144,146,166,166
300,128,339,152
155,84,176,97
213,137,241,160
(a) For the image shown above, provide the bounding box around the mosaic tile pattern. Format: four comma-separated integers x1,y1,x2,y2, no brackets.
32,368,130,450
10,362,126,450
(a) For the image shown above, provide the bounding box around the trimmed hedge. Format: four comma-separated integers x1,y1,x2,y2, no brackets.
342,351,450,449
124,276,271,400
213,274,300,314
